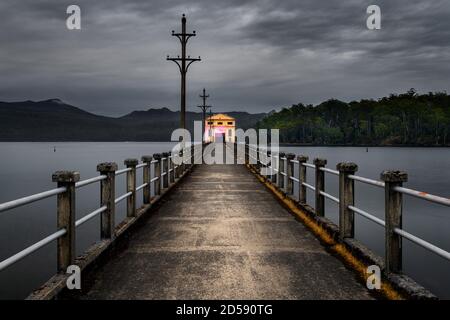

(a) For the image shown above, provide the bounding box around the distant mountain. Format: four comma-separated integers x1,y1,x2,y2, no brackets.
0,99,266,141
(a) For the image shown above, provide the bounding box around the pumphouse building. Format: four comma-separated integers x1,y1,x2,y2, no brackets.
205,113,235,143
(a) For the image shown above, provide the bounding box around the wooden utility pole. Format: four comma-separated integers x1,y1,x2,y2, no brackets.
167,14,201,131
208,108,213,142
197,88,211,143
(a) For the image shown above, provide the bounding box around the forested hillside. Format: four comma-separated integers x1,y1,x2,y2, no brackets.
257,89,450,146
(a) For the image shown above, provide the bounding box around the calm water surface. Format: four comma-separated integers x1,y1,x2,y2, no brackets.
0,143,449,299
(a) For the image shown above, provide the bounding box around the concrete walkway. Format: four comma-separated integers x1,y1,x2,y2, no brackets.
81,164,373,299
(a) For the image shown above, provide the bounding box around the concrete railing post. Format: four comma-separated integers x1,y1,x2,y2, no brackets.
185,146,188,169
337,162,358,239
172,151,181,180
124,159,138,218
245,143,249,165
259,147,267,174
191,145,195,168
381,170,407,274
97,163,117,240
184,147,189,171
162,152,169,189
277,152,285,189
52,171,79,272
271,152,277,184
186,147,190,170
183,146,188,172
168,152,174,184
297,155,308,203
267,151,272,181
180,147,185,174
256,145,261,172
313,158,327,217
141,156,152,204
286,153,295,195
153,154,162,196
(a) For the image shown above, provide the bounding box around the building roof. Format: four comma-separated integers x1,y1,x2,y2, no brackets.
206,113,235,121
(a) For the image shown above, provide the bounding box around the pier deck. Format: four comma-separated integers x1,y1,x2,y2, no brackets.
79,164,373,300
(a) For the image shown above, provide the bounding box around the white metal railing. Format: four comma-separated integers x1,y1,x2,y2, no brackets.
115,192,132,204
348,174,385,188
0,229,67,272
0,146,200,276
348,205,385,227
0,187,67,213
302,182,315,191
75,175,106,188
394,227,450,261
393,186,450,206
320,190,340,204
76,206,107,228
244,143,450,271
136,163,147,169
136,183,148,192
320,167,339,176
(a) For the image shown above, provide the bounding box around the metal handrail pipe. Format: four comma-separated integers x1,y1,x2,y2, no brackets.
75,175,106,188
135,183,148,192
0,187,67,213
115,168,132,176
114,192,132,204
393,186,450,207
320,167,339,176
394,227,450,261
348,175,385,188
75,206,107,227
320,191,340,204
348,205,385,227
302,182,315,191
0,228,67,272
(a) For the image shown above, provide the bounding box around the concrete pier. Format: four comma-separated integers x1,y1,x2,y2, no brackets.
79,164,373,300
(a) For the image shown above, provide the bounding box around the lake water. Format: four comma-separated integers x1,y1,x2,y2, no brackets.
0,143,449,299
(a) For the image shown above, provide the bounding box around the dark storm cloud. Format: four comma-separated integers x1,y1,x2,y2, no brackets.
0,0,449,116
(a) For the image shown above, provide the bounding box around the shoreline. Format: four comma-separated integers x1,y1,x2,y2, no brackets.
280,143,450,148
0,141,449,148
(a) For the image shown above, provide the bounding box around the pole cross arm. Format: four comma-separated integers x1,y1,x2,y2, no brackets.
186,57,201,71
172,32,197,44
166,57,182,73
166,56,201,73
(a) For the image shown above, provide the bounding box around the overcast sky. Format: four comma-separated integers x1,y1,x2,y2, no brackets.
0,0,449,116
